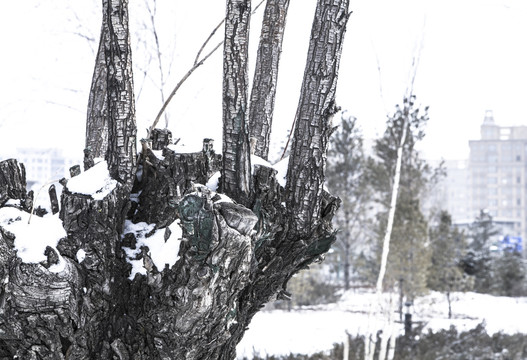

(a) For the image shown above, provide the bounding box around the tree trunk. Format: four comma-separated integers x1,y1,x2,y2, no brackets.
221,0,253,205
85,27,109,160
0,0,351,358
285,0,350,239
248,0,290,160
344,240,351,290
103,0,137,192
447,290,452,319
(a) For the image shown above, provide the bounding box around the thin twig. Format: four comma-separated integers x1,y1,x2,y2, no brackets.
193,20,225,66
280,119,295,160
148,0,266,136
146,0,170,127
149,41,223,135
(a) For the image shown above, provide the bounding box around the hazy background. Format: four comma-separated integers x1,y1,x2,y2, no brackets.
1,0,526,162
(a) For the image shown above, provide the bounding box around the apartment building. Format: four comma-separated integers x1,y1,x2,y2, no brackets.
467,111,527,251
15,148,81,189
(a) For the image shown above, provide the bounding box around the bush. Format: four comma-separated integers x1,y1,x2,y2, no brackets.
241,324,527,360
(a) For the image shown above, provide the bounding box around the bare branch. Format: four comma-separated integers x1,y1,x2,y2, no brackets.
149,0,266,137
149,41,222,136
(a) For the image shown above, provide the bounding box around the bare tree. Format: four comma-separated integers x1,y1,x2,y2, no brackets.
0,0,351,358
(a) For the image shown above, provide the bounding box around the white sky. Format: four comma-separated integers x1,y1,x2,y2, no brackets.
0,0,526,161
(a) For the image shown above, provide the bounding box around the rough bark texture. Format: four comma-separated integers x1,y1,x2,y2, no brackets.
0,159,28,208
103,0,137,191
133,136,222,228
248,0,290,160
221,0,253,205
285,0,350,239
86,0,137,190
0,0,350,358
85,28,109,160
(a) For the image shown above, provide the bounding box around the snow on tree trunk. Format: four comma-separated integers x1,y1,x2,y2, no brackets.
221,0,253,205
248,0,290,160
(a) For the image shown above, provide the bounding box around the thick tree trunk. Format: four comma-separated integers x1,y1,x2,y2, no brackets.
0,0,350,358
285,0,350,239
248,0,290,160
221,0,253,205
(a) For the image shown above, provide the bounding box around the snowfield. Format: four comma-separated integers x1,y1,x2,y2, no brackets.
236,290,527,358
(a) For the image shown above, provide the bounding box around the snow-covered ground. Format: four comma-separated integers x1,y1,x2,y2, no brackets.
236,290,527,359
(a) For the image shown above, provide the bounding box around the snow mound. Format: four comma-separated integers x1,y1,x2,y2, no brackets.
122,220,183,279
0,207,67,272
66,160,117,200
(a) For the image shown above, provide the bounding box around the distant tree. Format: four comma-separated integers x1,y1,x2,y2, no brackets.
326,112,371,290
365,97,432,300
490,250,526,297
469,210,499,253
427,211,471,318
461,210,500,293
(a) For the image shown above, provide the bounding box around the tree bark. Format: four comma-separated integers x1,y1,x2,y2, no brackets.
221,0,253,205
86,0,137,190
285,0,350,240
85,28,109,160
0,0,351,358
248,0,290,160
0,159,28,208
103,0,137,191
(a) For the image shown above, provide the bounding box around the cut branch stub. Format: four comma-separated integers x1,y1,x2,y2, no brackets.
0,159,27,207
150,128,173,150
133,139,222,227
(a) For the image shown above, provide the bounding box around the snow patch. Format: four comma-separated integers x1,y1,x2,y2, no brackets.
66,160,117,200
273,156,289,187
4,199,20,206
151,149,165,160
76,248,86,263
251,155,272,173
122,220,183,279
206,171,220,192
0,207,67,272
168,142,203,154
237,290,527,358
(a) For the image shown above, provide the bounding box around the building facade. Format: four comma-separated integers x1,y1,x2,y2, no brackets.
433,111,527,254
467,111,527,251
15,148,81,189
